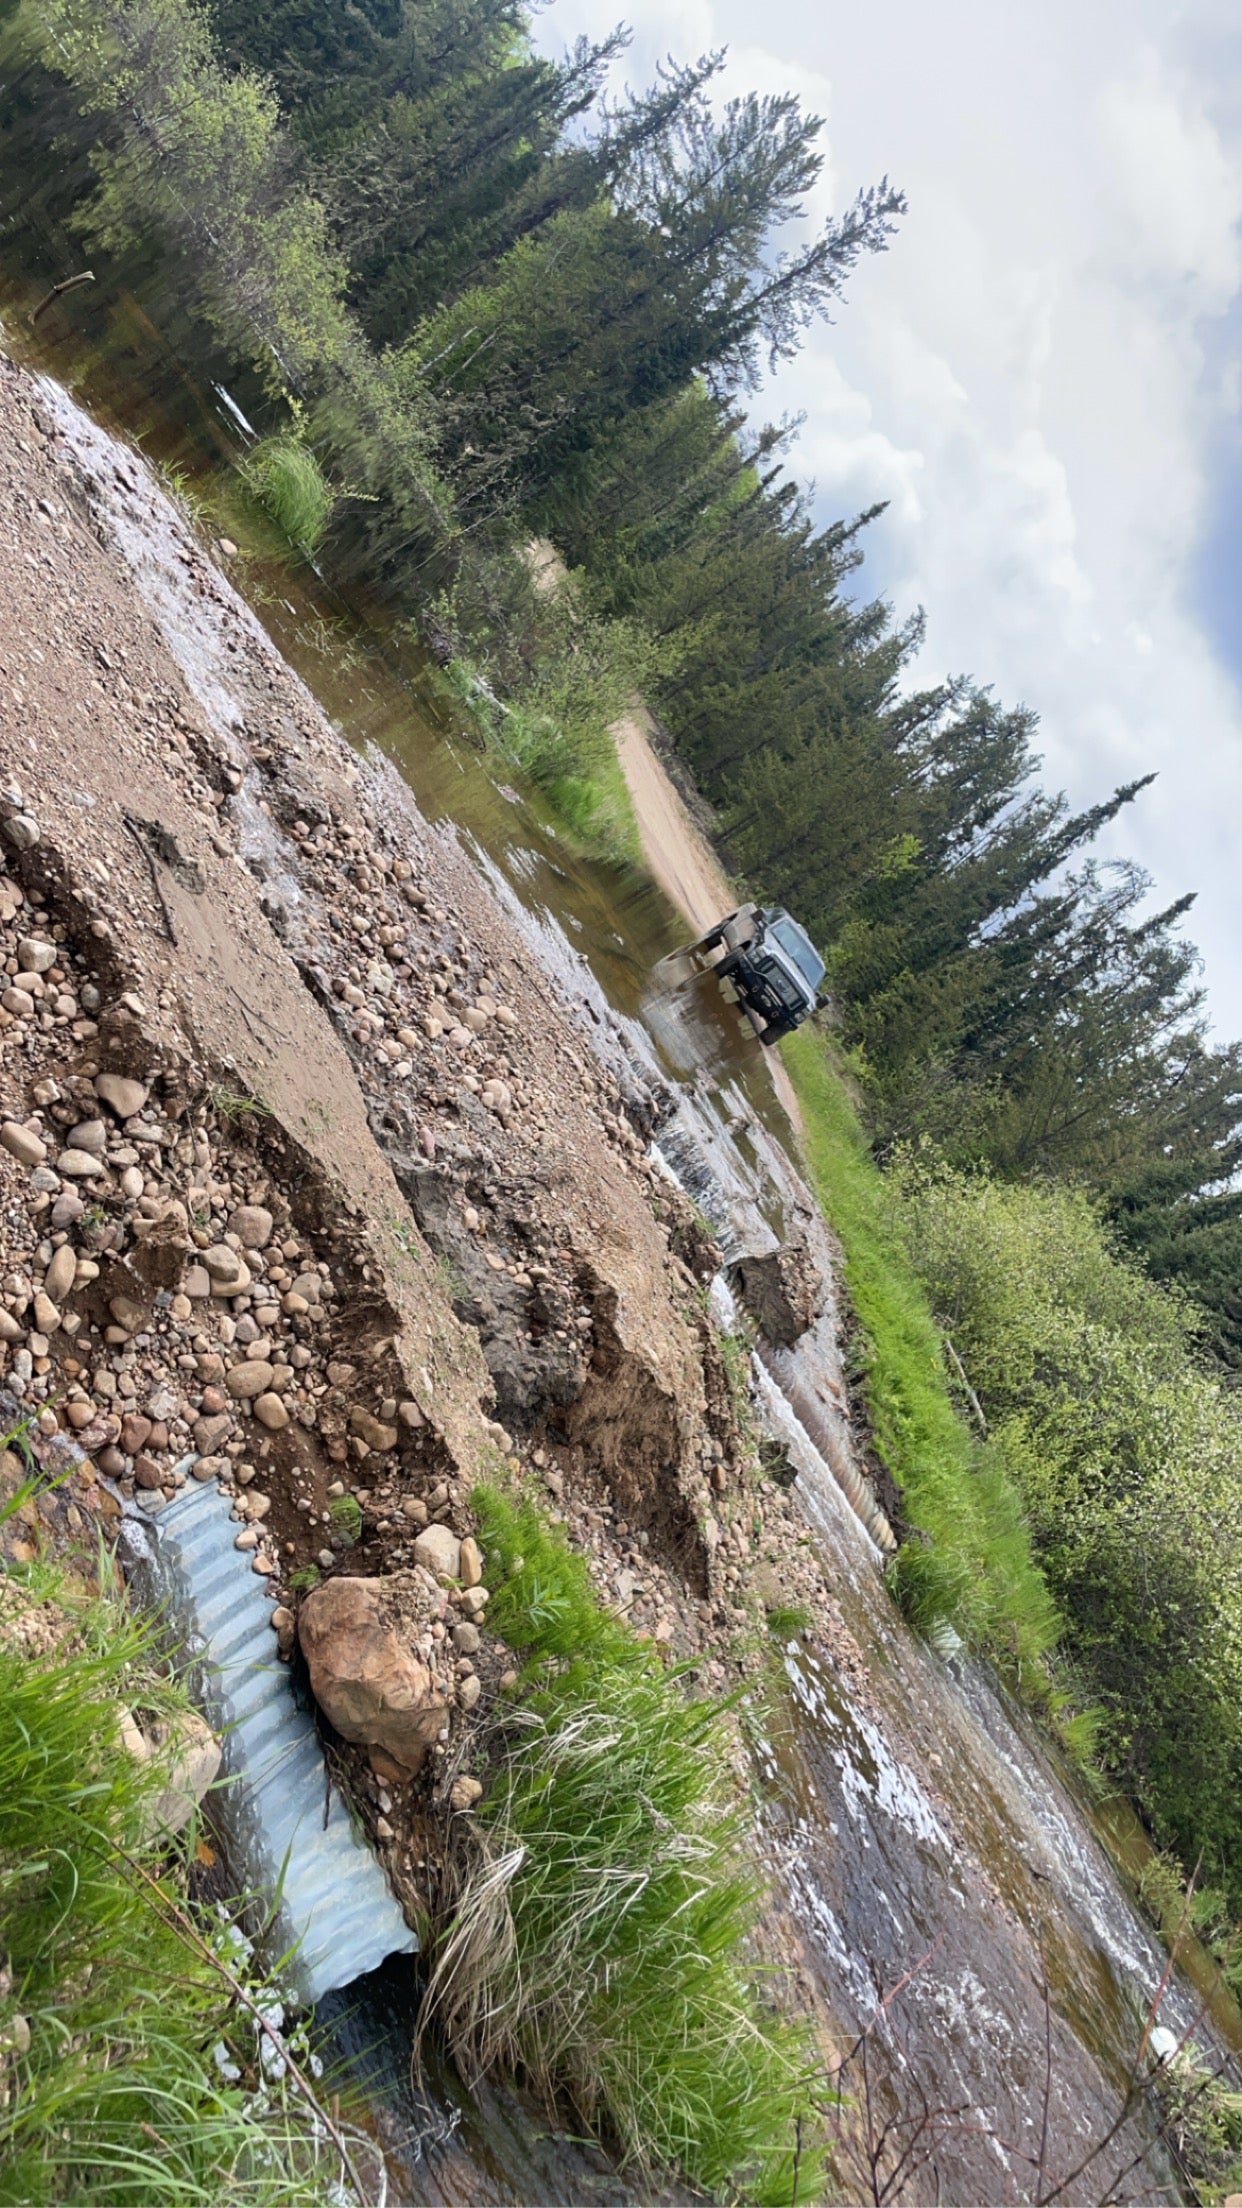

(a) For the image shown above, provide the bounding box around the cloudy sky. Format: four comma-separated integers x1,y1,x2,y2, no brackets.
537,0,1242,1035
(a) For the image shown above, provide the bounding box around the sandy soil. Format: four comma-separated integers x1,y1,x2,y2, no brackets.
614,706,735,937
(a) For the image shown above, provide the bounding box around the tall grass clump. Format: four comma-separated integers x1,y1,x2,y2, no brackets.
425,1485,826,2206
432,560,667,861
0,1557,340,2207
241,428,334,552
780,1028,1062,1696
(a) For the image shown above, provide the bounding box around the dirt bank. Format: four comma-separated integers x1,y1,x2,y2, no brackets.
0,350,847,1958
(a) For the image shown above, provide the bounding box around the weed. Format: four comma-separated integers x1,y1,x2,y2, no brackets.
424,1484,827,2205
1151,2042,1242,2194
288,1565,321,1595
158,459,216,537
291,611,364,673
208,1084,273,1123
765,1602,811,1641
434,1252,469,1303
1131,1850,1242,1991
1053,1701,1105,1771
327,1495,362,1543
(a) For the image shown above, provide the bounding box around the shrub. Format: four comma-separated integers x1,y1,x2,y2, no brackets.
893,1156,1242,1916
424,1486,827,2205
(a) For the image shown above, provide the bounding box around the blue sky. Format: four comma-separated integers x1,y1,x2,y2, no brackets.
536,0,1242,1035
1195,396,1242,686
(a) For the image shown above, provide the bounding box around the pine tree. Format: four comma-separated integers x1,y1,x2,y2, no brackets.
403,62,904,503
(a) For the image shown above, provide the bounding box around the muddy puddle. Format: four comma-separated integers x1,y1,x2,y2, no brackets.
2,214,1241,2204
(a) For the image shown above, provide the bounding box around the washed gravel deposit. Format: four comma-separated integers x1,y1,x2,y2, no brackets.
0,351,848,1932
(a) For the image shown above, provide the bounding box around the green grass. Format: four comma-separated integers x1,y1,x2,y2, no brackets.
541,751,642,866
0,1555,342,2206
206,1083,273,1123
765,1601,812,1640
717,1323,759,1459
328,1494,363,1542
780,1029,1062,1699
426,1484,827,2205
240,432,334,553
444,660,642,865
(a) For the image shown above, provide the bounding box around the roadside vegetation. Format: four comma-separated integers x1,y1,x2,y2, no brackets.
425,1485,826,2207
780,1030,1064,1703
0,1528,345,2207
429,561,662,861
785,1022,1242,1946
895,1156,1242,1929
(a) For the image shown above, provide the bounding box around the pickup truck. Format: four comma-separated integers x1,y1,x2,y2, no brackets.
684,903,827,1045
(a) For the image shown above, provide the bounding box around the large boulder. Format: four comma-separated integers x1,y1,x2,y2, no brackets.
730,1231,823,1349
298,1575,449,1775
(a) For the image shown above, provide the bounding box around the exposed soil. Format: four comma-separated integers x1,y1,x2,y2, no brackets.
614,706,734,939
0,349,849,1959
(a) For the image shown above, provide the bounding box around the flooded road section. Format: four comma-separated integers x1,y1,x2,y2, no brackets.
3,252,1240,2202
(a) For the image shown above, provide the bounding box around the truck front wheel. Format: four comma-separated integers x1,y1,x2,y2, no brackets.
684,921,727,956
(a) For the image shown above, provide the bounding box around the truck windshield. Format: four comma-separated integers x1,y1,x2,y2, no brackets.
770,916,825,991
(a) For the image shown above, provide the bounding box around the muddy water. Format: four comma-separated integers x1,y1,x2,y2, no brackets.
3,235,1241,2203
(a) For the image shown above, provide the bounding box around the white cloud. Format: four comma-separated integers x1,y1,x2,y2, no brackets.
1098,45,1242,307
537,0,1242,1032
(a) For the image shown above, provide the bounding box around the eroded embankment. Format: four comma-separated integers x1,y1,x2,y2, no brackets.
0,351,838,1974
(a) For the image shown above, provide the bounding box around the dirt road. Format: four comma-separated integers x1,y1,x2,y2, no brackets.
614,707,735,934
615,708,806,1138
